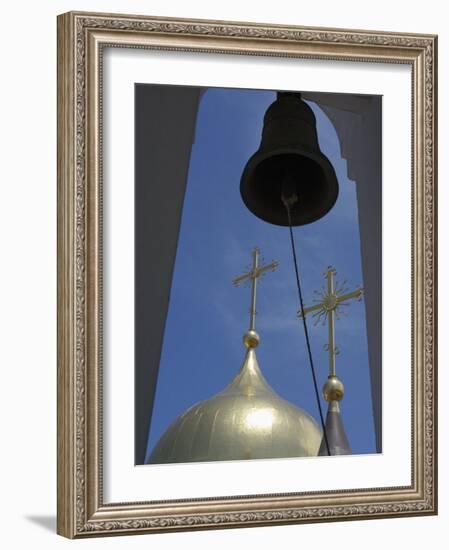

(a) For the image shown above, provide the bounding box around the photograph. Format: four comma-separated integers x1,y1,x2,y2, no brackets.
56,10,437,538
134,84,381,466
0,0,445,547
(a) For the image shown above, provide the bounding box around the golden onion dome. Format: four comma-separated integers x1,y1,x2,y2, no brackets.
147,330,322,464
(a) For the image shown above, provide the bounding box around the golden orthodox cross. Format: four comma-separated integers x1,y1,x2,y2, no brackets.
233,247,278,330
298,266,363,377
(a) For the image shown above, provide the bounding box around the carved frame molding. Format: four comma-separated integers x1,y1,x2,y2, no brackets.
57,11,437,538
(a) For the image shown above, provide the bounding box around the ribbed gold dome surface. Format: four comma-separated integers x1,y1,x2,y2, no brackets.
147,346,322,464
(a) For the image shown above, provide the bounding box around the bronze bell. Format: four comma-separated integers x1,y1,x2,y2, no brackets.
240,92,339,226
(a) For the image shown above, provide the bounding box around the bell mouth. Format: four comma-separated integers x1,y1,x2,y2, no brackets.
240,149,339,227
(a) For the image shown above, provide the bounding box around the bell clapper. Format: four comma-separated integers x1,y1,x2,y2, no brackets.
281,177,299,210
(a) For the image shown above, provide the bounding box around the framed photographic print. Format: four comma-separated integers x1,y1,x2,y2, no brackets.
57,11,437,538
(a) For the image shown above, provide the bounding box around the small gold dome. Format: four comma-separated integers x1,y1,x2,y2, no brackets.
323,375,344,402
243,329,260,349
147,345,322,464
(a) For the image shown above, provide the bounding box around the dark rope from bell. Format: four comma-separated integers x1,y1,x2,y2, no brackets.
282,189,331,456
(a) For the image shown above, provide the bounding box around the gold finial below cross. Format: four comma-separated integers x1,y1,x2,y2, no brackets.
298,266,363,378
233,247,278,331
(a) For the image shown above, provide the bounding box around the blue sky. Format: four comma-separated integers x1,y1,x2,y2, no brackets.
144,87,376,462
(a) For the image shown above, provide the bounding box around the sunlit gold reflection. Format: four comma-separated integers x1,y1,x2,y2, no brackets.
245,408,275,430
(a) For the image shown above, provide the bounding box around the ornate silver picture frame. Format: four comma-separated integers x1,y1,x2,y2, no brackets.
57,11,437,538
